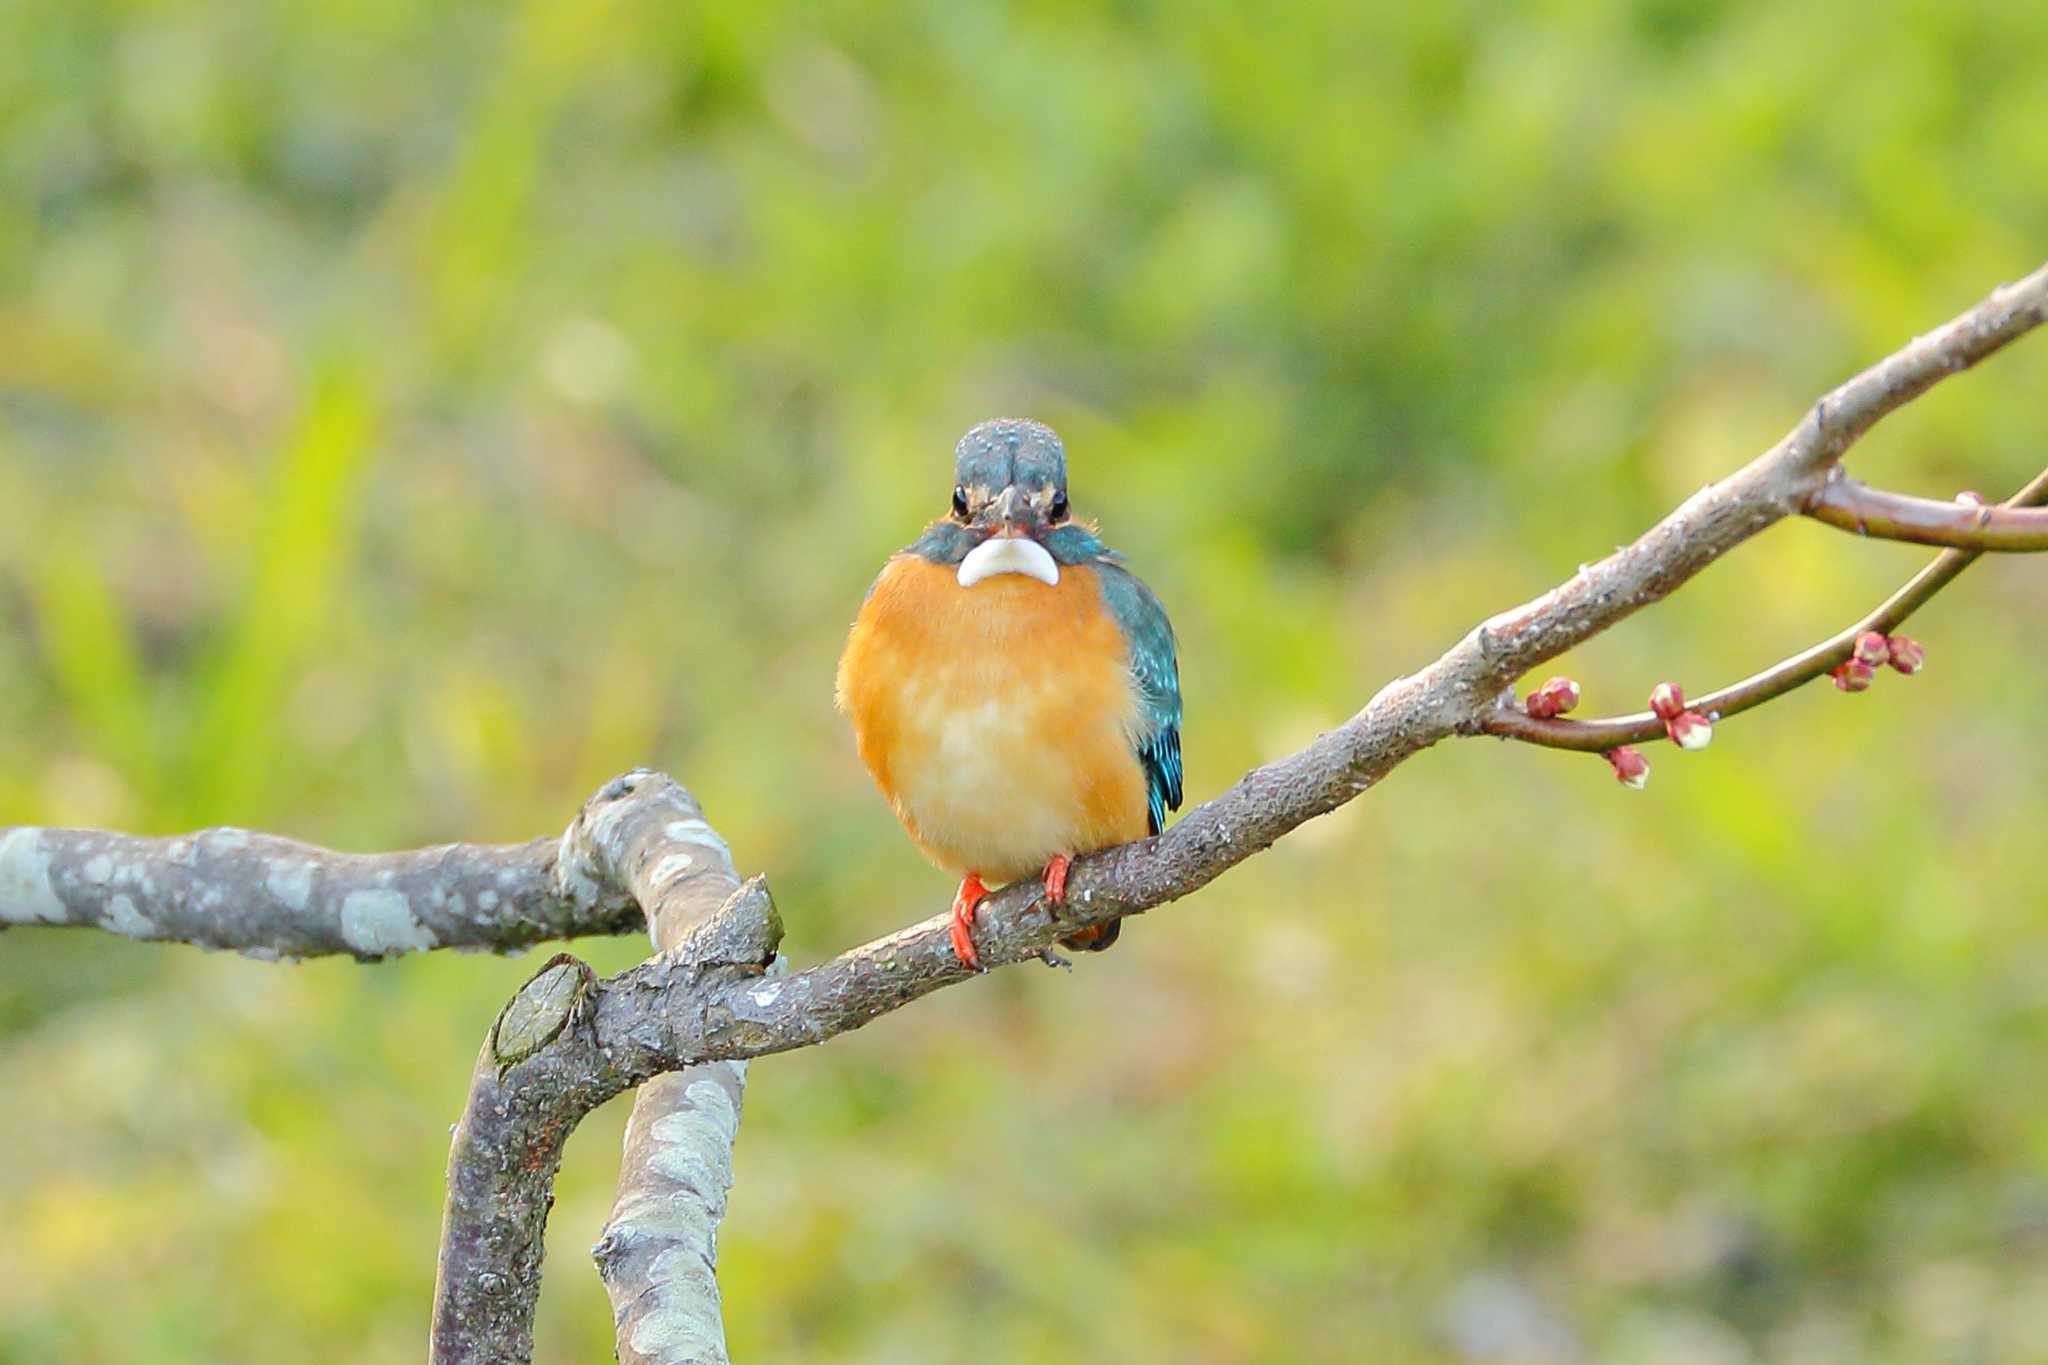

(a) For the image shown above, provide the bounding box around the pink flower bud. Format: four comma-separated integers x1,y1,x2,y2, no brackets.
1648,681,1686,721
1666,710,1714,750
1886,634,1925,675
1831,659,1876,692
1524,676,1582,719
1853,631,1891,667
1607,746,1650,789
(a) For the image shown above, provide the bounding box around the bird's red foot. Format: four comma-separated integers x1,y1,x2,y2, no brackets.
950,873,989,971
1041,854,1072,906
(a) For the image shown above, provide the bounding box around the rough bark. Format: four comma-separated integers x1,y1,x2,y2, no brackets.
596,1063,747,1365
0,825,641,957
431,954,609,1365
594,791,758,1365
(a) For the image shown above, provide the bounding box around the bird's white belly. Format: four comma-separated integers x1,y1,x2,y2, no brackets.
890,683,1083,881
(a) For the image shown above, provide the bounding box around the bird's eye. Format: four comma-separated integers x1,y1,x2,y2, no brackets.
1049,491,1069,523
951,486,969,519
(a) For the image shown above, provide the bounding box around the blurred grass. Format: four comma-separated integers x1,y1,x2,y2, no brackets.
3,1,2048,1361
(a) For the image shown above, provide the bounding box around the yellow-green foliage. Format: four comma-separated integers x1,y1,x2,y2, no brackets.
3,2,2047,1361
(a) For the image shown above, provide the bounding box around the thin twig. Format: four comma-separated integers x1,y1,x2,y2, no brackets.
1486,464,2048,751
1806,467,2048,549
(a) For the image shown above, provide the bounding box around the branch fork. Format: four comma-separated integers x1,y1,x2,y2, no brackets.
1486,463,2048,760
431,773,779,1365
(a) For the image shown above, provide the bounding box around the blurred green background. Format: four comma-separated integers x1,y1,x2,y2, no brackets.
3,1,2046,1361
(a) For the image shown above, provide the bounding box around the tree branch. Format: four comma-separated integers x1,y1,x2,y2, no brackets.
595,794,762,1365
1805,466,2048,549
1486,464,2048,751
429,774,779,1365
0,825,642,958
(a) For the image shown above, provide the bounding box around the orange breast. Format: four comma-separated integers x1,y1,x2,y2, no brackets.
835,554,1151,885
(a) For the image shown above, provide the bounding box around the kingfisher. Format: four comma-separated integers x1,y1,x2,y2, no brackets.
836,419,1184,970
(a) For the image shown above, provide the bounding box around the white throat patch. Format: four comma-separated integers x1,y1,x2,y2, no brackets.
957,536,1060,588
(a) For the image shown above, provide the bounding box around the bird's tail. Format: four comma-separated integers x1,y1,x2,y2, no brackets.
1059,919,1121,953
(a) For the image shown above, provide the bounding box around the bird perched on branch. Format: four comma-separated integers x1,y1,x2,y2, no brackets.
836,419,1184,970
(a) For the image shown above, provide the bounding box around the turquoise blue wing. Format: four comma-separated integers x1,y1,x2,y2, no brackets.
1093,558,1183,835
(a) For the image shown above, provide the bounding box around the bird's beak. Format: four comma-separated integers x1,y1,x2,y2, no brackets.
983,485,1048,540
990,485,1031,536
958,485,1059,587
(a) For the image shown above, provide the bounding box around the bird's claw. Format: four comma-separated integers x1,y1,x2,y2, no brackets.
950,874,988,972
1041,854,1072,906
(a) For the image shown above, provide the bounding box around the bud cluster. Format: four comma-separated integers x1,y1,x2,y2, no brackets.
1595,636,1930,791
1831,632,1925,690
1523,676,1582,720
1648,681,1714,751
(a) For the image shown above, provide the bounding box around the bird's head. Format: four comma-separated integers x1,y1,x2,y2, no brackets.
940,418,1075,588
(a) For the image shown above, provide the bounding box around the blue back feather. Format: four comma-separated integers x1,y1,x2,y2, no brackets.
1090,555,1184,835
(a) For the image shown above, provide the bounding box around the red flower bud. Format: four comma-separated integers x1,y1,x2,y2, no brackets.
1831,659,1876,692
1607,746,1650,789
1666,710,1714,750
1524,676,1582,719
1853,631,1891,667
1648,681,1686,721
1885,634,1925,675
